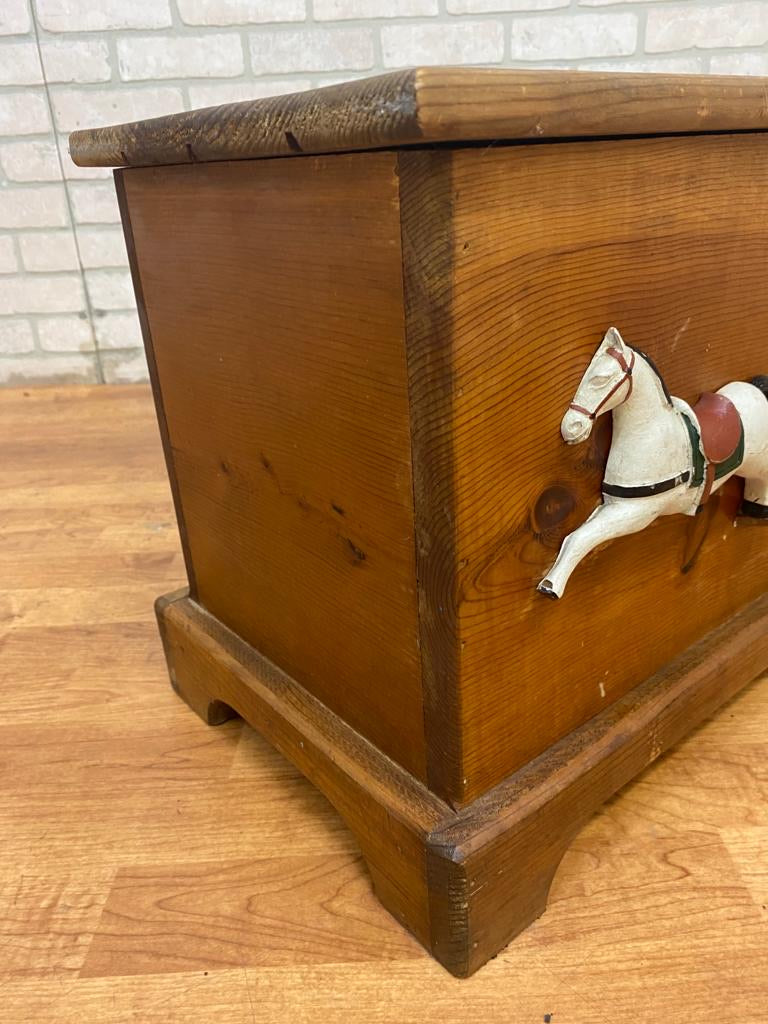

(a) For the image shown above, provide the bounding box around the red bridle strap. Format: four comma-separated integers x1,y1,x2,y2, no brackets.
568,346,635,421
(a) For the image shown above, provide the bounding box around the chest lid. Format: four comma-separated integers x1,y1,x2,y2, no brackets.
69,66,768,170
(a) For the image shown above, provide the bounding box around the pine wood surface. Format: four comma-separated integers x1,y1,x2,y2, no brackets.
118,136,768,812
401,131,768,804
448,128,768,798
119,154,426,782
1,384,766,1020
68,67,768,169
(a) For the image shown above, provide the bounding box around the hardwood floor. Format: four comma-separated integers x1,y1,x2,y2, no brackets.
1,385,765,1023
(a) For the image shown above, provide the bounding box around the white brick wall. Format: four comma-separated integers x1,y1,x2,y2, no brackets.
249,28,376,73
647,2,768,52
117,34,245,81
509,12,638,59
0,92,50,134
382,21,504,65
1,0,768,386
19,230,78,271
0,237,18,274
0,1,31,36
177,0,307,25
0,186,69,229
40,39,112,83
35,0,173,33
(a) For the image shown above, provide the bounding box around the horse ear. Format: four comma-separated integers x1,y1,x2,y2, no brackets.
604,326,627,351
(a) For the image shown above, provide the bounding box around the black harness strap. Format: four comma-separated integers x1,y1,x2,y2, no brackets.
602,471,691,499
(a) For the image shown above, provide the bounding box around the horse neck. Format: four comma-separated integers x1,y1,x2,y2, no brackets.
610,353,674,432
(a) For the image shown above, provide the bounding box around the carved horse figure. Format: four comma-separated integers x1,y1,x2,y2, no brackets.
537,327,768,599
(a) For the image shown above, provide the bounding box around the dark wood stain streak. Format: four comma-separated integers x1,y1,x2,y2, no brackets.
70,68,768,169
399,151,463,806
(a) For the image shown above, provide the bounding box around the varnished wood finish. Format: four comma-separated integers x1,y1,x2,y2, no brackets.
108,82,768,805
69,67,768,169
158,592,446,950
114,171,198,597
159,583,768,977
119,154,427,781
2,386,766,1017
429,589,768,975
98,73,768,977
399,151,461,799
414,131,768,803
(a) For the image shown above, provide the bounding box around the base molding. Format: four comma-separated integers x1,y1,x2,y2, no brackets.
156,589,768,977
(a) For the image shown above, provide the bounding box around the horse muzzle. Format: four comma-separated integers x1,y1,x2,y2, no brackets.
561,409,592,445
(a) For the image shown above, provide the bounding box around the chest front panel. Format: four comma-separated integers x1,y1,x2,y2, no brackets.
443,133,768,802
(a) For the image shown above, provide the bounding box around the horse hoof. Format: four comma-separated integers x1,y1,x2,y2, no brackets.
739,499,768,520
537,579,560,600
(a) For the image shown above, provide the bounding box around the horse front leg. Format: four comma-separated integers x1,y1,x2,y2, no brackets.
537,499,659,600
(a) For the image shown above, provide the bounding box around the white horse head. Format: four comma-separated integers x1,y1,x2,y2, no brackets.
560,327,635,445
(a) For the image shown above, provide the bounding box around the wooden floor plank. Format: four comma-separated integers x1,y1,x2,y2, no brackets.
0,777,356,875
720,827,768,910
0,584,172,629
0,873,114,980
1,971,256,1024
0,384,765,1022
80,854,421,977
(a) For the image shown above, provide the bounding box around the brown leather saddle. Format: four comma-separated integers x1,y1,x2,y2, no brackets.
692,392,742,463
690,391,744,502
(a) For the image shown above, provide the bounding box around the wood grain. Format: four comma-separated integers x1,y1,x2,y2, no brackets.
157,580,768,977
81,855,420,976
428,587,768,975
425,131,768,803
0,385,765,1020
156,592,447,951
117,132,768,815
119,153,426,781
399,150,461,800
115,169,198,597
69,67,768,169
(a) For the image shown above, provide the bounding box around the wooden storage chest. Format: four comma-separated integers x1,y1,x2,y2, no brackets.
71,68,768,976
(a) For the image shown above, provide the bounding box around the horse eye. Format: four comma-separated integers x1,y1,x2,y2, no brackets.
590,373,611,388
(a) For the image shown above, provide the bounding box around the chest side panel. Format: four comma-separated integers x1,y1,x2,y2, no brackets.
449,133,768,802
121,153,426,781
